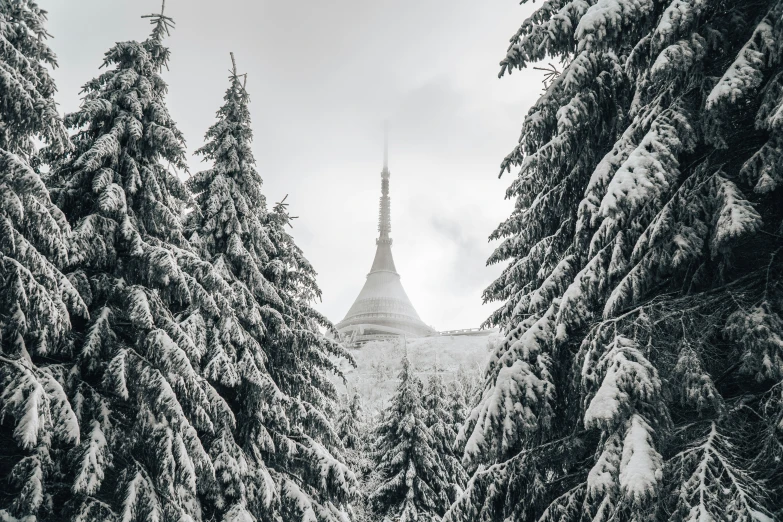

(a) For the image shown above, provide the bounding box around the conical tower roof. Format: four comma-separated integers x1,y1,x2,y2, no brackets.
336,128,434,342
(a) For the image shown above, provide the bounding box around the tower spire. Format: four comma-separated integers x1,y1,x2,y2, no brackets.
378,122,392,243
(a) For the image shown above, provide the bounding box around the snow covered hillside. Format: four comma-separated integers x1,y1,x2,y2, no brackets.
332,333,499,412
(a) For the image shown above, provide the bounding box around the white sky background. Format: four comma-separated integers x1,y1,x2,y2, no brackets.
44,0,541,331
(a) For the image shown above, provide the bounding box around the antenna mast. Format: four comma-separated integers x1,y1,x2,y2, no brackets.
378,122,392,244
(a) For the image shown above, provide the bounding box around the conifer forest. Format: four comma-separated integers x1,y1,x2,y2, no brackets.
1,0,783,521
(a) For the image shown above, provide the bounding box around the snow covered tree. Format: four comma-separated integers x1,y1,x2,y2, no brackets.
337,389,364,451
182,53,286,521
445,380,469,458
450,365,481,422
335,391,380,522
184,53,355,521
423,373,468,504
42,6,241,521
258,194,357,521
0,0,67,158
449,1,783,521
0,1,88,519
260,192,352,413
371,356,450,522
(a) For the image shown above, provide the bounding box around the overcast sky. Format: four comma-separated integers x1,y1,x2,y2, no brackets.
43,0,541,331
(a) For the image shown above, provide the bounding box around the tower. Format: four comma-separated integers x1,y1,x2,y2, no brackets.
336,126,435,343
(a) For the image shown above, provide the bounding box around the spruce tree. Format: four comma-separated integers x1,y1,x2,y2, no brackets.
360,413,385,521
336,391,378,522
183,53,286,521
0,1,87,519
261,193,357,522
371,356,450,522
185,54,356,521
46,6,234,521
445,380,468,453
449,1,783,521
423,373,468,504
260,192,352,426
337,390,363,451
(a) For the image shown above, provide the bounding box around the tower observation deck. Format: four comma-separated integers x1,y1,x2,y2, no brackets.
335,127,435,343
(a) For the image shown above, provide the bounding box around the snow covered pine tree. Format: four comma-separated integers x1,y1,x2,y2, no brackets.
335,391,378,522
448,1,783,521
185,54,356,521
337,390,364,451
423,372,468,505
260,192,358,522
0,1,88,520
448,365,482,438
371,356,451,522
41,7,244,521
